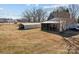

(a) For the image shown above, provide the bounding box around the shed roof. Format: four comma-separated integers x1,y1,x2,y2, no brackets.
19,23,40,25
42,18,65,24
42,21,60,24
49,18,70,21
42,18,71,24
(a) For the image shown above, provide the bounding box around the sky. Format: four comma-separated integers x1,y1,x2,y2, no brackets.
0,4,69,19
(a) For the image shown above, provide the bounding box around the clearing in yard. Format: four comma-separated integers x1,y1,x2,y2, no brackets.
0,24,73,54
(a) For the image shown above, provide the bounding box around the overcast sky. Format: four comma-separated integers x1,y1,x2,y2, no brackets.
0,4,69,19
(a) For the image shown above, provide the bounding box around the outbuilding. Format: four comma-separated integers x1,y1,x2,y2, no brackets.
41,11,77,32
18,23,41,30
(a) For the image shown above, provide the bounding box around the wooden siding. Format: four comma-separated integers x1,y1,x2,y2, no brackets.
41,23,60,32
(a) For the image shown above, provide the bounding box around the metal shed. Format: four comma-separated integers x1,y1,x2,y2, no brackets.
18,23,41,30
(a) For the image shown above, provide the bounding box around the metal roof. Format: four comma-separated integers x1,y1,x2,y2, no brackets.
19,23,40,25
42,21,60,23
42,18,70,24
49,18,70,21
42,18,63,23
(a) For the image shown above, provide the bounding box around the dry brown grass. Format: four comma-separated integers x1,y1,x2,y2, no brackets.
0,24,67,54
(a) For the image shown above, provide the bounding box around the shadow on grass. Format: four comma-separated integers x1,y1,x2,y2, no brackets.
42,29,79,38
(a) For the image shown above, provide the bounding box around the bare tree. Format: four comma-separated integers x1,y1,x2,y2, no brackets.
48,7,69,20
23,8,47,22
31,8,37,22
36,9,47,22
68,4,79,22
23,10,32,22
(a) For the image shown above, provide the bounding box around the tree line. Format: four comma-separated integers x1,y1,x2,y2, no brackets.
23,4,79,23
23,8,47,22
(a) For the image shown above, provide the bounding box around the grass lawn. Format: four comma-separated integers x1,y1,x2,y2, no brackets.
0,24,67,54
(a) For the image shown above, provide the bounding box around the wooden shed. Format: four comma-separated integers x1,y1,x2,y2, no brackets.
41,18,77,32
41,10,77,32
18,23,41,30
41,18,62,32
